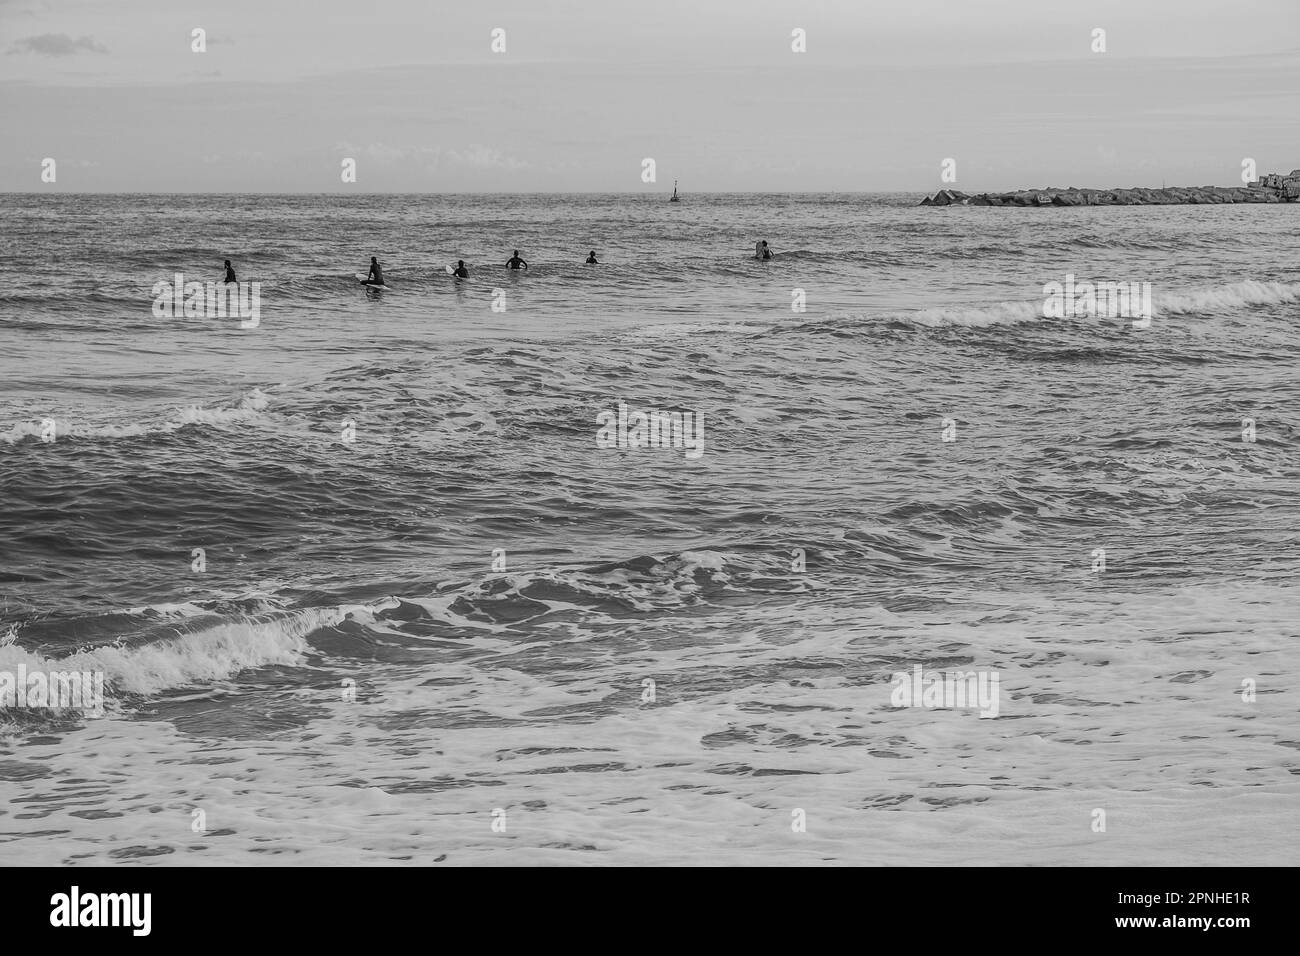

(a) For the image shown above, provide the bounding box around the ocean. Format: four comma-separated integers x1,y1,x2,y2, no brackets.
1,192,1297,865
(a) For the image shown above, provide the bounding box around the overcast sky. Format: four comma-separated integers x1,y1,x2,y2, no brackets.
1,0,1297,192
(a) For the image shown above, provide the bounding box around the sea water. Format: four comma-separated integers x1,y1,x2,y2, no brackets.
1,192,1297,864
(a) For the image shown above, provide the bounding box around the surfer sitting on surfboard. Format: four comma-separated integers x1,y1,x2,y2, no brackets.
223,259,237,283
586,251,598,264
452,260,469,279
755,241,773,261
366,257,384,285
506,250,528,271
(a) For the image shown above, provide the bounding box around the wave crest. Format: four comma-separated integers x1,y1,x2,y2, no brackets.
1,388,271,445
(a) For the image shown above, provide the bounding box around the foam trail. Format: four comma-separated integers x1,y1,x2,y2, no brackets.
901,280,1300,328
1,388,271,444
0,604,347,706
1155,279,1300,315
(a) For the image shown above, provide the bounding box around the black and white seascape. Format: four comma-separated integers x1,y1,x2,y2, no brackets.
2,1,1298,867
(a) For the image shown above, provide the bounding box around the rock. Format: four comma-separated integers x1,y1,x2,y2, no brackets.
922,181,1297,207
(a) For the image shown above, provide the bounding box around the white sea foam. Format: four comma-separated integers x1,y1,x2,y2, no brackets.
1155,279,1300,315
0,604,346,705
3,581,1295,865
0,388,271,444
902,280,1300,328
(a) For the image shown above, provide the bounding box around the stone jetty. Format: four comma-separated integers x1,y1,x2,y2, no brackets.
922,185,1294,206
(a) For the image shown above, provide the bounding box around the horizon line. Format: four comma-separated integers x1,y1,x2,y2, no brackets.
0,186,1260,196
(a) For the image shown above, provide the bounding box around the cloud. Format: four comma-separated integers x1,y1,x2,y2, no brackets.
445,145,528,170
328,143,529,172
364,143,432,165
0,0,39,17
8,34,108,56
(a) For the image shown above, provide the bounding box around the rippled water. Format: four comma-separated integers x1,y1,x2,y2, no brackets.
1,193,1297,864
